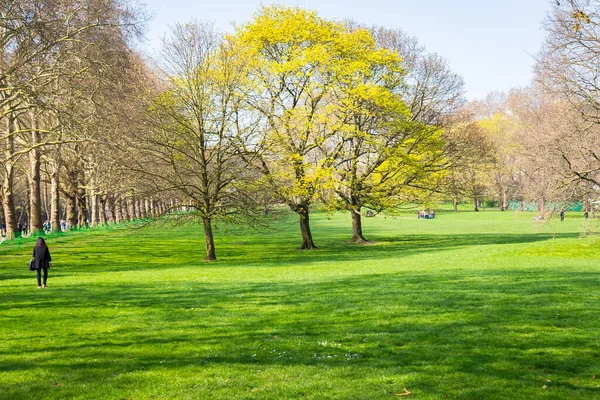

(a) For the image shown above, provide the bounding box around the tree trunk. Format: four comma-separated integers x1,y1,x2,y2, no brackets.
98,196,107,225
123,198,131,221
127,197,134,221
138,198,144,219
90,174,97,227
90,194,98,227
351,209,367,243
2,116,17,239
50,164,61,233
473,197,479,212
76,186,87,228
144,198,152,218
66,194,77,229
203,217,217,261
0,204,4,235
501,188,508,211
133,197,138,219
115,197,123,223
2,190,16,239
453,199,458,211
298,205,317,250
107,195,116,224
43,182,49,222
29,117,43,235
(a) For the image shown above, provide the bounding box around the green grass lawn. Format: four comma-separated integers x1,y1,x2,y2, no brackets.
1,209,600,399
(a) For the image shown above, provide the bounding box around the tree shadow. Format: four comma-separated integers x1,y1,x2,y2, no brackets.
2,268,600,398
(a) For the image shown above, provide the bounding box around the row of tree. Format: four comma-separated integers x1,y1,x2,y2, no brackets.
445,0,600,217
1,1,596,260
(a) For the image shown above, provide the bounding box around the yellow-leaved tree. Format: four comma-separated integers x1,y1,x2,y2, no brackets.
323,26,447,242
233,6,391,249
234,6,450,246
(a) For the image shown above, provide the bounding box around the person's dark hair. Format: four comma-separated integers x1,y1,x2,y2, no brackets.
35,237,46,247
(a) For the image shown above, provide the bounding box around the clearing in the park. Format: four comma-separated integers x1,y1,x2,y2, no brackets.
1,209,599,399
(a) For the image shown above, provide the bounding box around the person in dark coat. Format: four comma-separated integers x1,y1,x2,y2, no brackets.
32,237,52,288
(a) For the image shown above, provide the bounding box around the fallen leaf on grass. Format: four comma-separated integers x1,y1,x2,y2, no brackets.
394,388,412,396
542,385,548,389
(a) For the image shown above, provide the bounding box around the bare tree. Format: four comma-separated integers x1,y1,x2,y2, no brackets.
0,0,146,237
370,26,466,126
135,21,261,261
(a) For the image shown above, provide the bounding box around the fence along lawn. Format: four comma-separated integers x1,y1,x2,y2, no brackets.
1,210,599,399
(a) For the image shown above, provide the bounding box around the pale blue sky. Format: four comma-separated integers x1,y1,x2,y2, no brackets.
139,0,551,100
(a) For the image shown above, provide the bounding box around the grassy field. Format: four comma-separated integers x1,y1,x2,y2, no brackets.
1,208,600,399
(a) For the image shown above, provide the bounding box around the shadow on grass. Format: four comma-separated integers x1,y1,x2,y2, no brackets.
2,268,599,398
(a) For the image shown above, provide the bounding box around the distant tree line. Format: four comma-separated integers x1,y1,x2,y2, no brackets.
450,0,600,217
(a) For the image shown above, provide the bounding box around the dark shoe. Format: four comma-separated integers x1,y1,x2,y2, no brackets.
43,284,48,288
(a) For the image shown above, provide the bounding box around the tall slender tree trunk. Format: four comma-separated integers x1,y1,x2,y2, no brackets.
473,197,479,212
2,115,17,239
115,197,124,223
1,169,16,240
76,186,87,228
66,194,77,229
132,198,138,219
203,217,216,261
503,188,509,211
127,197,134,221
121,198,129,221
136,198,143,219
43,182,49,222
0,204,4,234
298,205,317,250
49,162,61,233
29,115,43,235
453,199,458,211
90,194,97,227
107,195,116,224
150,198,155,218
98,196,107,225
90,175,97,227
144,198,150,219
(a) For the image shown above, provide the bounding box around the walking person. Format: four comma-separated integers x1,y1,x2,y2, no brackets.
32,237,52,288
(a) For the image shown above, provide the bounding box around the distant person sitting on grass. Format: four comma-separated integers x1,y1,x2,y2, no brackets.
32,237,52,288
